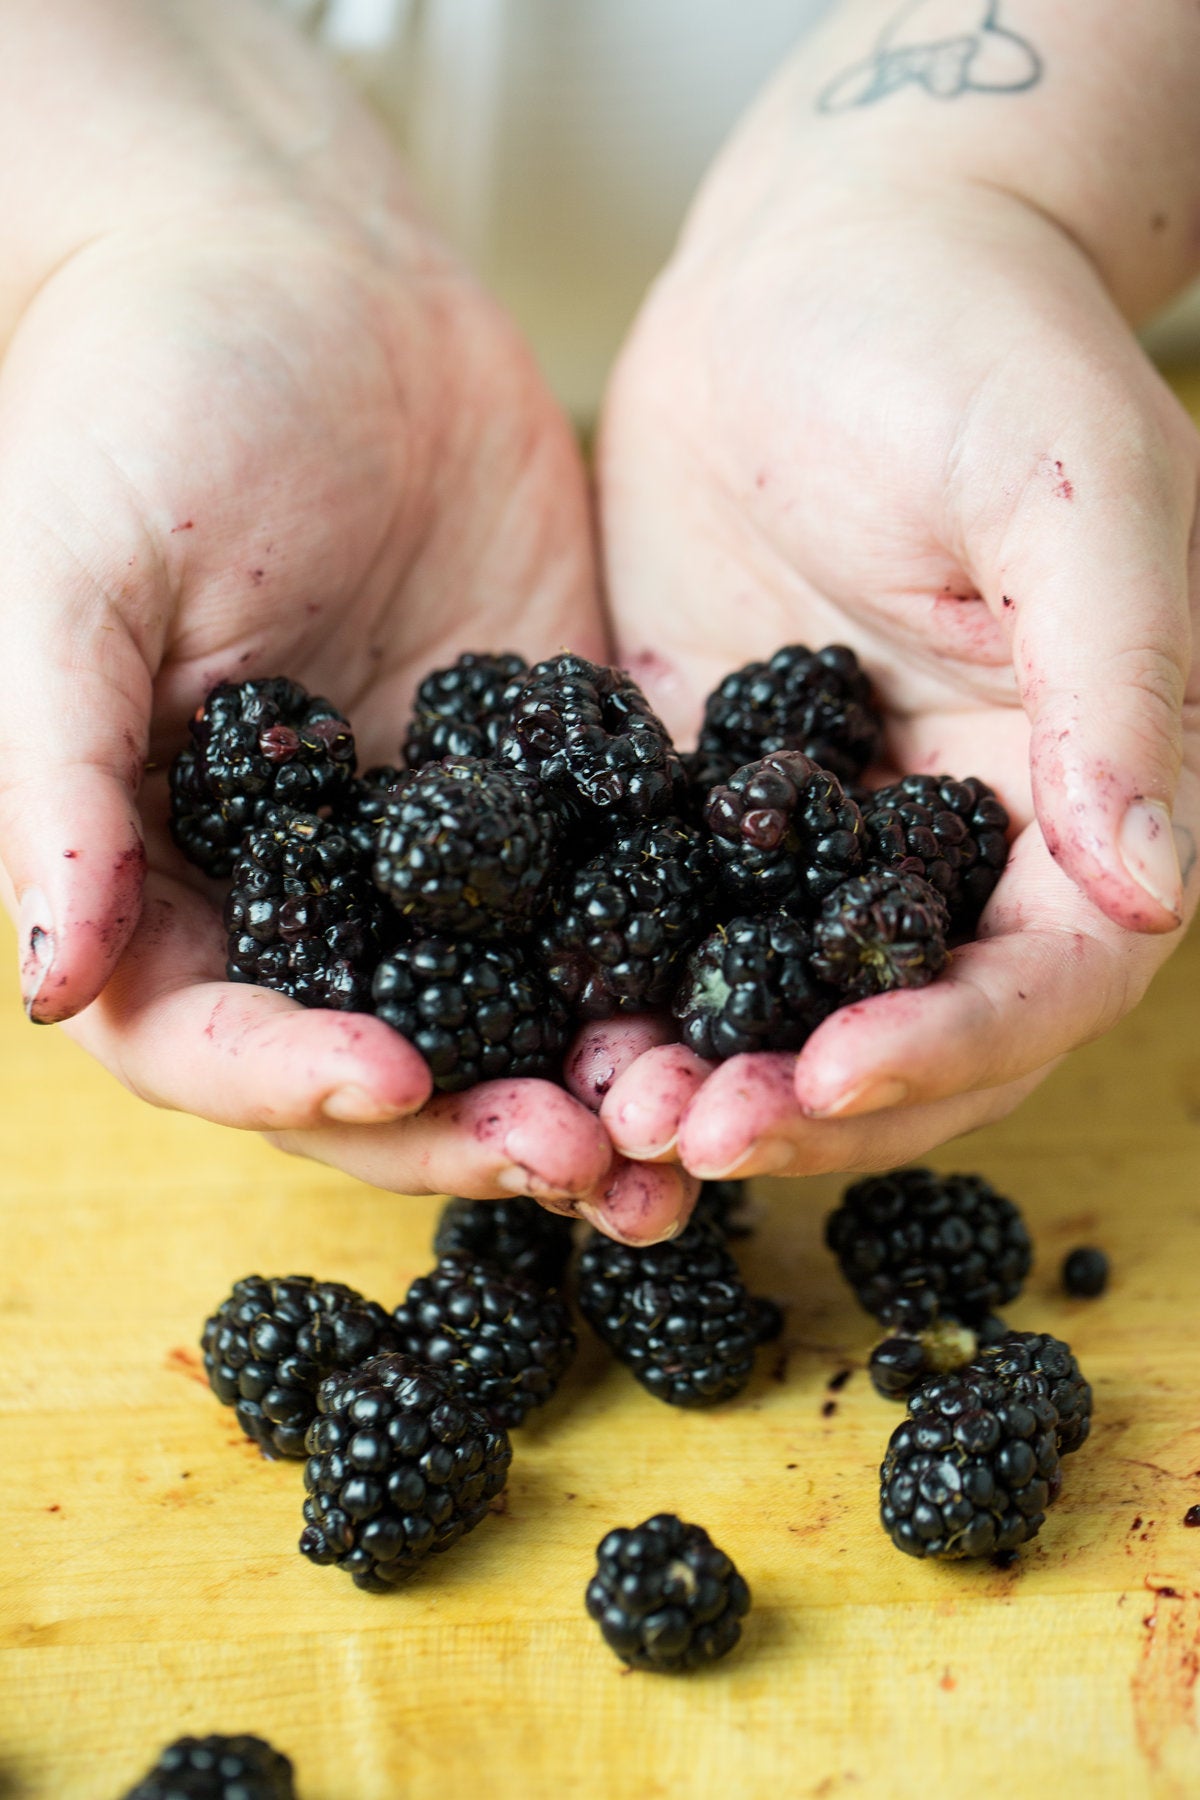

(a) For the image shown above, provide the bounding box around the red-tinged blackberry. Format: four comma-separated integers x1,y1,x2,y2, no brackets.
696,643,883,787
810,870,949,999
880,1372,1061,1559
867,1319,979,1401
202,1275,399,1458
373,758,557,938
434,1195,575,1289
392,1254,576,1427
536,818,718,1018
862,773,1009,932
577,1220,763,1408
338,764,404,860
826,1168,1032,1331
372,934,569,1092
672,912,832,1061
586,1513,751,1672
119,1734,295,1800
403,650,527,767
299,1352,511,1590
1062,1246,1109,1299
224,808,382,1010
705,751,864,915
496,653,687,831
968,1330,1093,1455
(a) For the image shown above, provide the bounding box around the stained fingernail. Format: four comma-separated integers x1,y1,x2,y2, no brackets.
576,1201,678,1246
322,1084,404,1125
689,1138,794,1182
805,1076,909,1120
19,887,56,1022
620,1137,677,1161
496,1164,577,1205
1118,799,1183,919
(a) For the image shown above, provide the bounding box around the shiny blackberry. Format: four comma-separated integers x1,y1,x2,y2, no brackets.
537,818,718,1018
392,1254,576,1427
810,870,949,999
202,1274,399,1458
338,764,404,860
299,1353,511,1590
168,747,243,879
371,935,569,1092
862,773,1009,932
586,1513,751,1672
672,912,832,1061
695,643,883,786
224,808,382,1010
1062,1246,1109,1299
705,751,864,915
403,650,527,767
826,1168,1032,1330
969,1330,1093,1455
433,1195,575,1290
119,1734,295,1800
867,1319,979,1401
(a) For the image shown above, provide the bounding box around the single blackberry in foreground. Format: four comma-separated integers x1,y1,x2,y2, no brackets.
120,1733,295,1800
862,774,1009,932
811,869,949,999
434,1195,575,1290
536,818,718,1018
372,936,569,1092
224,809,382,1010
577,1219,764,1408
695,643,883,786
338,764,404,860
202,1275,399,1458
392,1254,576,1427
586,1513,751,1672
826,1168,1032,1330
705,751,864,915
673,913,832,1061
373,758,556,937
300,1353,511,1590
1062,1246,1109,1299
969,1330,1093,1455
880,1372,1061,1559
403,650,527,767
496,653,686,830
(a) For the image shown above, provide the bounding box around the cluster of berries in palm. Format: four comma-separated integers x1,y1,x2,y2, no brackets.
170,644,1010,1092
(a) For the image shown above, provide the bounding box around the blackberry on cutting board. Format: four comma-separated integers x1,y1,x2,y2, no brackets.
810,870,949,1000
373,758,557,937
968,1330,1093,1455
695,643,883,787
299,1353,511,1590
119,1734,295,1800
826,1168,1032,1330
673,912,832,1061
433,1195,575,1290
586,1513,751,1672
224,808,382,1010
403,650,527,767
861,774,1009,932
536,818,718,1018
371,935,569,1092
705,751,864,915
1062,1246,1109,1299
338,764,404,860
202,1275,399,1458
867,1318,980,1402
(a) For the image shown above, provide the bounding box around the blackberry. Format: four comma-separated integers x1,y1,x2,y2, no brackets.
861,773,1009,931
338,764,404,860
672,913,832,1061
810,870,949,999
536,818,718,1018
433,1195,575,1290
695,643,883,786
224,808,382,1010
403,650,527,767
867,1319,979,1401
969,1330,1092,1455
299,1352,511,1590
120,1734,294,1800
1062,1246,1109,1299
705,752,864,915
496,653,686,831
586,1513,750,1672
880,1371,1061,1559
202,1275,399,1458
168,747,242,879
691,1179,752,1240
577,1219,763,1408
372,936,569,1092
749,1296,786,1344
826,1168,1032,1330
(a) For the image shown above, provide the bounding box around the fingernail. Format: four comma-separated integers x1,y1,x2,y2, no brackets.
1118,800,1183,919
804,1076,909,1120
691,1138,794,1181
19,887,56,1021
620,1137,677,1161
576,1202,678,1246
496,1164,577,1205
322,1085,404,1125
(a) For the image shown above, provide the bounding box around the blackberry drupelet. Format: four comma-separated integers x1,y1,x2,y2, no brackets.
810,870,949,999
373,757,556,938
673,912,832,1061
826,1167,1032,1330
576,1219,763,1408
299,1353,511,1590
969,1330,1093,1455
704,751,864,915
1062,1246,1109,1299
338,764,404,860
496,653,687,831
861,773,1009,931
168,747,243,879
224,808,382,1010
120,1734,295,1800
433,1195,575,1290
866,1319,979,1401
371,935,569,1092
536,818,718,1017
392,1254,576,1427
586,1513,751,1672
880,1371,1061,1559
695,643,883,786
403,650,527,767
202,1275,399,1458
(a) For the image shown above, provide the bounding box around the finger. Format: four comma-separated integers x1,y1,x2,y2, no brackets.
599,1042,713,1159
578,1161,702,1246
562,1013,678,1111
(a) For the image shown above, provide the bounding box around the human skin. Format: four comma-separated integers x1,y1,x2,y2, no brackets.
597,0,1200,1189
